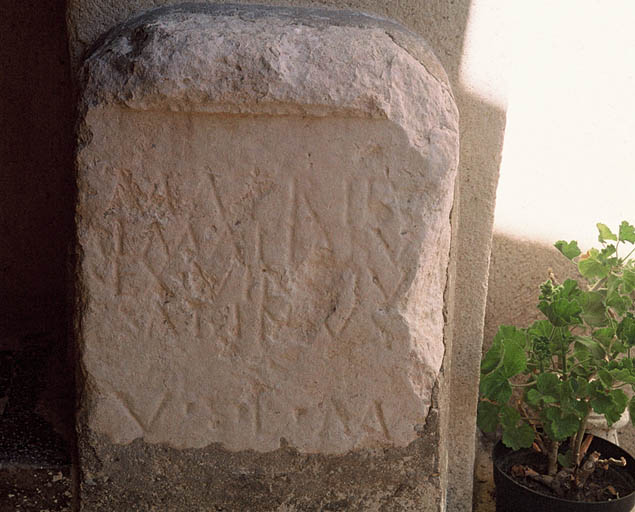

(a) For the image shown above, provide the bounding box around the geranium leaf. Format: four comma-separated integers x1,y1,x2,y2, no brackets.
591,393,613,414
597,223,617,242
579,256,609,280
502,338,527,378
481,339,503,375
617,315,635,346
622,269,635,294
477,400,500,433
555,240,581,260
501,419,534,450
480,371,512,403
537,373,560,391
575,336,606,359
629,397,635,427
544,408,579,441
526,388,541,406
551,298,583,326
579,291,607,327
619,221,635,243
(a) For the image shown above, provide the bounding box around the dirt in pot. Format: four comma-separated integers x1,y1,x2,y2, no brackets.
497,447,635,502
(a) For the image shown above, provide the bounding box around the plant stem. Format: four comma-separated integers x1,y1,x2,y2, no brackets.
573,409,591,467
547,439,559,476
510,380,537,387
589,277,607,292
623,246,635,262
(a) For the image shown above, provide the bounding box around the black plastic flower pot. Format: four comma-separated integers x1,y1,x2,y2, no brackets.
493,436,635,512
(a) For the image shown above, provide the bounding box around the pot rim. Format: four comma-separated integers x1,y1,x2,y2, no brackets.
493,437,635,505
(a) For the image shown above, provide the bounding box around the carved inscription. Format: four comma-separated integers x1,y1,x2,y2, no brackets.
80,114,446,452
93,169,408,345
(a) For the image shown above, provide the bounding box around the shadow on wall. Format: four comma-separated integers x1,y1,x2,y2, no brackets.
0,0,76,446
0,0,75,339
483,232,581,351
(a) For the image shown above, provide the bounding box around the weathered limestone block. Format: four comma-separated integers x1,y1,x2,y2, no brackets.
75,3,458,509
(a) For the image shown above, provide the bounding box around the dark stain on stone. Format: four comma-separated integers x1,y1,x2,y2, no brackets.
77,409,443,511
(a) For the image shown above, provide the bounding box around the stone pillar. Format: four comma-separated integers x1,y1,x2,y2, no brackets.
74,4,458,510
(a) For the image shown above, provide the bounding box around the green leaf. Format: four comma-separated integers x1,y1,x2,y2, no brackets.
499,325,528,349
525,388,540,406
558,380,577,412
537,373,561,395
594,327,616,346
500,405,521,426
617,315,635,346
479,371,512,403
543,408,580,441
619,221,635,243
570,397,590,418
552,298,583,326
608,368,635,385
598,368,614,388
602,389,629,426
597,223,618,242
579,291,607,327
528,320,553,339
622,268,635,294
477,400,500,433
606,273,631,316
501,418,535,450
502,338,527,378
607,293,630,317
591,393,613,414
575,336,606,360
555,240,582,260
574,377,591,398
483,326,527,379
481,340,503,375
560,279,581,299
601,245,617,259
578,252,610,280
538,279,584,327
611,389,629,411
526,387,557,406
629,397,635,427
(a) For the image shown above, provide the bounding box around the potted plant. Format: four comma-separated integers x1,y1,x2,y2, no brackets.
478,221,635,511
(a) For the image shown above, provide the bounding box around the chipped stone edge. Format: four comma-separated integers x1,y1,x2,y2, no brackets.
74,2,460,456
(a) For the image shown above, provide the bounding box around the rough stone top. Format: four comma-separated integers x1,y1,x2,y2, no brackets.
80,2,450,86
80,2,457,158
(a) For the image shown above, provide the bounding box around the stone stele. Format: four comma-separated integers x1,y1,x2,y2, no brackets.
75,3,458,508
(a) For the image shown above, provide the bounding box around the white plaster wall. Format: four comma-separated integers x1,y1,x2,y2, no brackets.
494,0,635,251
475,0,635,346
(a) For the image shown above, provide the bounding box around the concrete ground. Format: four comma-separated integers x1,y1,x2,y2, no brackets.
0,467,72,512
0,334,73,511
472,433,496,512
